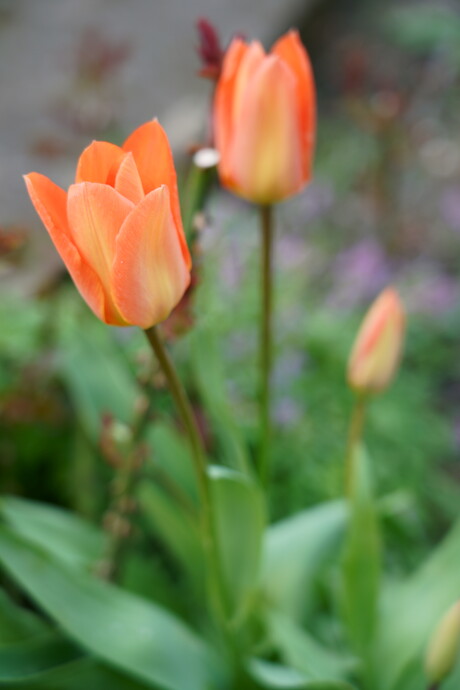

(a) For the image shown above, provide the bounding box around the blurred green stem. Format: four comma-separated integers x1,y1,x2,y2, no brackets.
144,326,229,625
345,394,367,496
182,162,215,240
258,204,273,487
97,397,154,581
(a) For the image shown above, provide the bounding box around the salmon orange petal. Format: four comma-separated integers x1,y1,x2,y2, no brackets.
123,119,191,270
114,152,144,205
214,40,261,183
75,140,126,185
67,182,134,324
272,30,316,176
230,56,303,203
113,185,190,329
24,173,108,322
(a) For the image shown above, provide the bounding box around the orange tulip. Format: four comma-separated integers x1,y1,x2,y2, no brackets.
24,120,191,328
347,288,405,395
213,29,315,204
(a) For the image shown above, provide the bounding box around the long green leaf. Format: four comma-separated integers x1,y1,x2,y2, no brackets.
0,587,46,643
262,501,347,620
266,610,354,682
137,480,203,585
209,466,265,620
0,526,222,690
248,659,357,689
371,517,460,690
8,657,149,690
0,496,105,570
57,316,139,438
0,632,83,683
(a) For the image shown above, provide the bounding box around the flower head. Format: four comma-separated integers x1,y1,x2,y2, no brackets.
213,29,316,204
25,120,191,328
347,288,405,395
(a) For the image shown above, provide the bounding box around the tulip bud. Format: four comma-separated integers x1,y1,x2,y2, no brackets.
213,29,315,204
347,288,405,395
425,601,460,685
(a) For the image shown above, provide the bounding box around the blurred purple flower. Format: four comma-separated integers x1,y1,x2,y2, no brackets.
440,186,460,232
327,239,391,308
402,261,459,315
273,397,302,427
272,351,305,389
290,181,335,226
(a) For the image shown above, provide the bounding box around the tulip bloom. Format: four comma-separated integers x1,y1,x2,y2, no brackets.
213,29,315,204
348,288,405,395
25,120,191,328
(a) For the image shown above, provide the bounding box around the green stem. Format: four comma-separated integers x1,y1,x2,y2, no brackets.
344,395,368,496
144,326,229,622
258,204,273,487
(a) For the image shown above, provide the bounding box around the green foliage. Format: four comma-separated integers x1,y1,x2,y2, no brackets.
341,447,381,663
209,466,265,620
0,526,222,690
262,501,346,621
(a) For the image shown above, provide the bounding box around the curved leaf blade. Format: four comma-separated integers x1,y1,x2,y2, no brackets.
0,526,222,690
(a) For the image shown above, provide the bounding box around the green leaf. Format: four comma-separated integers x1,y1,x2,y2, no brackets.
0,526,222,690
266,610,354,682
371,517,460,690
57,316,139,439
145,421,198,501
190,328,251,474
209,466,265,620
0,496,105,570
137,480,203,584
341,446,381,658
0,632,83,683
262,501,347,620
7,658,149,690
0,587,46,643
247,659,357,689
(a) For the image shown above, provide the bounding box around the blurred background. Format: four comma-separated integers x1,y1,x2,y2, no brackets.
1,0,460,583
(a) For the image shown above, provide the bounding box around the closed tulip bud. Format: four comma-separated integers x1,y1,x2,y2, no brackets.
25,120,191,329
213,29,315,204
347,288,405,395
425,601,460,685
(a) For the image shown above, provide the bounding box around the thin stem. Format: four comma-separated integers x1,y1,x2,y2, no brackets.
144,326,229,621
344,394,368,496
97,451,138,580
258,204,273,487
96,397,154,580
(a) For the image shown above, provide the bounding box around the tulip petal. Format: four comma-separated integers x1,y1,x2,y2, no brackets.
214,39,248,160
272,30,316,178
231,41,265,123
122,120,191,270
75,141,126,185
229,55,303,203
24,172,109,323
114,152,144,204
113,185,190,329
67,183,134,323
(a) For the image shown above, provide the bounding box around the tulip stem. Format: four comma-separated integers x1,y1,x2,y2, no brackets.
344,394,368,496
144,326,229,623
258,204,274,487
